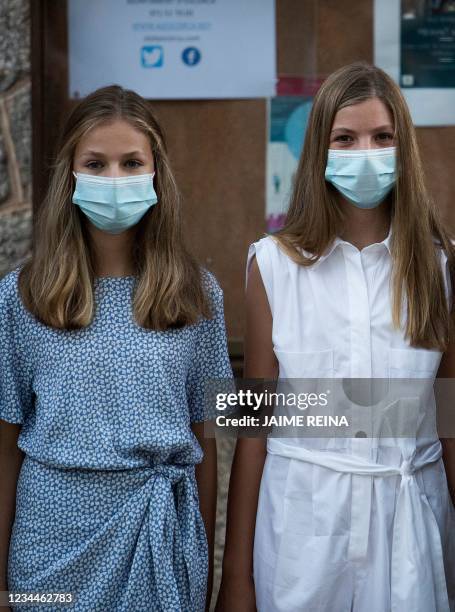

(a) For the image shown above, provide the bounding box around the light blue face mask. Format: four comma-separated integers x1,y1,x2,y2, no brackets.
325,147,396,209
72,172,158,234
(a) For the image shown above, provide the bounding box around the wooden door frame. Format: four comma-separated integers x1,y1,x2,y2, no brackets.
31,0,69,211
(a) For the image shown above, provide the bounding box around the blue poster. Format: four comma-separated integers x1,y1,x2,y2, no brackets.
267,96,312,232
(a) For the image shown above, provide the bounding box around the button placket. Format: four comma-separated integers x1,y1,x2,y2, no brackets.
344,248,372,380
343,247,375,562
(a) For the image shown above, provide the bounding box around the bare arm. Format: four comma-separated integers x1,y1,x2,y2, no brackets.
0,420,24,592
441,438,455,506
192,424,217,612
215,256,278,611
436,331,455,506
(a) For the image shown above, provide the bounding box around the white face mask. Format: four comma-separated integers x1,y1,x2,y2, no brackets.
325,147,397,208
72,172,158,234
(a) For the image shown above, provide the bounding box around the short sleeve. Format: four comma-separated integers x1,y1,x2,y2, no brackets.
186,270,234,423
0,270,34,425
245,236,274,313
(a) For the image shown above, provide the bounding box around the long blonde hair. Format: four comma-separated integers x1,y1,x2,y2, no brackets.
273,62,455,351
19,85,212,330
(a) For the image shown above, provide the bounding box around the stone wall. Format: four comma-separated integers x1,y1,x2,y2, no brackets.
0,0,32,278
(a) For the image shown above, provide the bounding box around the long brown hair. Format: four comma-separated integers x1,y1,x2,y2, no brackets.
273,61,455,351
19,85,212,330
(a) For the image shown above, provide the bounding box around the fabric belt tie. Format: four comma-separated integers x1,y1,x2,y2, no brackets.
146,464,207,612
267,438,450,612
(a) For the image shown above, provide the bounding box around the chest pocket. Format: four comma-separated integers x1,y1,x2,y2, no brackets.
273,347,334,378
388,347,442,379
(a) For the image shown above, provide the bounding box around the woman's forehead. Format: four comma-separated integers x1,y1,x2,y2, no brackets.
76,119,152,155
332,98,394,130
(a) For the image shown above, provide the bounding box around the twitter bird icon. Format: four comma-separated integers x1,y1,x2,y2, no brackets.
141,46,164,68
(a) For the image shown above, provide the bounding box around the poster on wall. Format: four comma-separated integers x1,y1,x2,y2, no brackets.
374,0,455,125
266,78,319,233
68,0,276,100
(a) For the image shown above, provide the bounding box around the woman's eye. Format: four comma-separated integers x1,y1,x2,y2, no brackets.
376,132,394,141
86,161,103,169
334,135,353,143
125,160,143,168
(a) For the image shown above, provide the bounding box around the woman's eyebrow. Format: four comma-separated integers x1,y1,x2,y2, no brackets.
330,127,356,135
78,150,107,157
330,125,394,135
77,150,148,158
120,150,147,157
371,124,394,132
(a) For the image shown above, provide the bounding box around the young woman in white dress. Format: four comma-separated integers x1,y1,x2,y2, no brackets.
216,62,455,612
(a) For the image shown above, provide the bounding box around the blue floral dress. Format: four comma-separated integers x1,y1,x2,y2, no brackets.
0,266,233,611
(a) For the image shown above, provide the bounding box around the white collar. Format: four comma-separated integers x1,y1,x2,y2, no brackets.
302,224,393,271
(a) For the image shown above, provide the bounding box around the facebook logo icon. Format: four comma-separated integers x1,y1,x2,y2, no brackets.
182,47,201,67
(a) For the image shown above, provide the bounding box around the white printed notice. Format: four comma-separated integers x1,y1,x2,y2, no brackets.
68,0,276,100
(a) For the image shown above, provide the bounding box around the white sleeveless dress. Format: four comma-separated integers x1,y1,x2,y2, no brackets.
246,227,455,612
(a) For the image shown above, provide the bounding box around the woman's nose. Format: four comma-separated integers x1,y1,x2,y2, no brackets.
356,138,381,150
101,165,128,178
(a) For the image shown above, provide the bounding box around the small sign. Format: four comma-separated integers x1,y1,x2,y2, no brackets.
68,0,276,100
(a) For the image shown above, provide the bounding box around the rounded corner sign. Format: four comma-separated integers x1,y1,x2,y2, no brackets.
68,0,277,100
